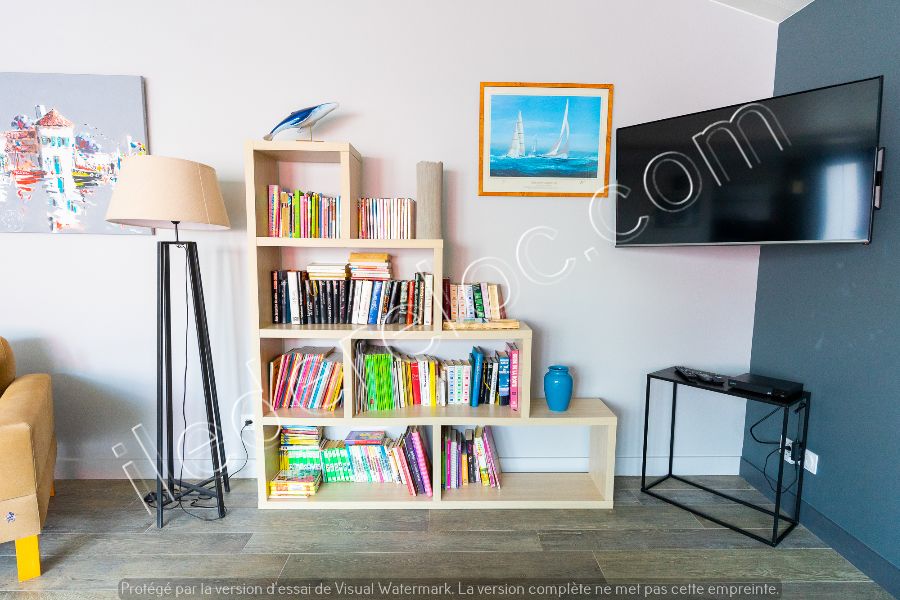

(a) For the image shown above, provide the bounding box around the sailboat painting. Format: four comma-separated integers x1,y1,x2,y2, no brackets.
480,82,614,197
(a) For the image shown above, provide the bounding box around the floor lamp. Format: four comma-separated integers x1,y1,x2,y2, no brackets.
106,155,231,528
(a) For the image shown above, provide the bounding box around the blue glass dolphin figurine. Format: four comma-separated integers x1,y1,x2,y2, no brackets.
264,102,338,140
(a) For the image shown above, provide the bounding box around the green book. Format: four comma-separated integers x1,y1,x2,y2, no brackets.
472,284,485,319
293,190,301,238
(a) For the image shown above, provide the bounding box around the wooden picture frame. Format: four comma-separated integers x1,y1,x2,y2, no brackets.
479,82,614,197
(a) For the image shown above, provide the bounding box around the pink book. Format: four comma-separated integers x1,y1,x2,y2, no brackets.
507,343,520,412
288,354,312,409
294,353,322,409
395,447,416,496
445,434,451,489
410,427,433,496
482,426,502,488
268,185,279,237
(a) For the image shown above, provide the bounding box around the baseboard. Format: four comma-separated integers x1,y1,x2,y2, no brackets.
740,458,899,598
53,457,259,479
617,455,741,476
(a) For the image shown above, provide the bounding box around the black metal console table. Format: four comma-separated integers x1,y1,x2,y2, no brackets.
641,367,811,547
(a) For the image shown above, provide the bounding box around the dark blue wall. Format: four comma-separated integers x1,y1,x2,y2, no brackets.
743,0,900,578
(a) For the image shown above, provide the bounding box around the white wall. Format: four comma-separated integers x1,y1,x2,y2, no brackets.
0,0,776,478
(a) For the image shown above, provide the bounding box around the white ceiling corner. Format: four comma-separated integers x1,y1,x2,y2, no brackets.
709,0,816,23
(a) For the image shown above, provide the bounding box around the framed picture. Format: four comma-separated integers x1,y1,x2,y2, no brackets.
479,82,614,197
0,72,149,234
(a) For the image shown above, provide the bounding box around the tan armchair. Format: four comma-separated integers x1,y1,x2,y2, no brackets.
0,337,56,582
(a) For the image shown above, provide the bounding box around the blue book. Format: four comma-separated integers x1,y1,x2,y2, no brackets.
368,281,383,325
497,351,510,405
470,346,484,407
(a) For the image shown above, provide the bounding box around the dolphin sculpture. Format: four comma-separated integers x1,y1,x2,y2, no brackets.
264,102,338,140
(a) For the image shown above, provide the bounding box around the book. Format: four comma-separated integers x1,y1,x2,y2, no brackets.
482,425,502,488
410,425,433,496
472,426,490,486
357,197,415,239
270,347,343,411
497,351,510,405
287,271,301,325
267,185,340,239
268,469,321,497
472,284,485,319
271,271,280,323
464,284,476,319
507,342,520,412
423,273,434,326
345,430,387,446
440,280,510,323
469,346,484,407
368,281,383,325
488,284,502,320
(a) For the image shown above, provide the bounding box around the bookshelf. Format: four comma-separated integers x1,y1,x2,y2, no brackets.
245,140,617,510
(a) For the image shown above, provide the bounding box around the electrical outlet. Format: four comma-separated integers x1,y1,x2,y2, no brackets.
783,437,796,464
783,437,818,474
804,448,818,475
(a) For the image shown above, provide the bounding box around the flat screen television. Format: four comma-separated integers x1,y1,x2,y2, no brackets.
615,77,883,246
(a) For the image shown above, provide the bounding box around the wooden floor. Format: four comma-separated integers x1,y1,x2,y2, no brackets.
0,477,890,599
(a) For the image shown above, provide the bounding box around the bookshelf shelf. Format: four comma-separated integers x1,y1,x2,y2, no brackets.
266,482,433,509
439,473,612,509
245,140,616,510
258,323,532,340
353,403,522,424
257,237,444,249
261,406,344,425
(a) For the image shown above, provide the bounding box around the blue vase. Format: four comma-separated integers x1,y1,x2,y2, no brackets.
544,365,573,412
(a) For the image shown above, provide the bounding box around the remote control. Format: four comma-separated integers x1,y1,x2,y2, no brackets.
674,366,727,385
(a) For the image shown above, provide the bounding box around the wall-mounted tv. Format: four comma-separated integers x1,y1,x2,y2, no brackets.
615,77,883,247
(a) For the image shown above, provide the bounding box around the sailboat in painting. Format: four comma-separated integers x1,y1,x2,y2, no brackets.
489,95,598,180
506,111,526,158
542,99,570,159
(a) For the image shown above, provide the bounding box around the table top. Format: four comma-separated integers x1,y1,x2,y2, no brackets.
649,367,809,407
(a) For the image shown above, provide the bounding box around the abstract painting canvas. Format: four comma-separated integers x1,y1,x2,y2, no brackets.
479,82,613,197
0,72,149,234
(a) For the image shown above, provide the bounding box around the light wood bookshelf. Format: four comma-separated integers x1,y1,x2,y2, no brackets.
245,140,617,510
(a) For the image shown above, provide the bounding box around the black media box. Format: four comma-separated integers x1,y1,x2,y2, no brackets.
727,373,803,400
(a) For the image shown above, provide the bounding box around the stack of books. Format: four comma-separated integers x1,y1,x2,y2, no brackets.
271,270,435,327
442,426,502,489
307,262,349,280
349,274,434,326
356,198,415,239
274,427,434,497
267,185,340,239
279,425,326,473
268,469,322,498
353,342,521,412
443,280,508,322
349,252,391,280
269,347,343,411
282,425,323,446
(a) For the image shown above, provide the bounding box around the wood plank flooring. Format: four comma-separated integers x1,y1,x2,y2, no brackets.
0,478,891,599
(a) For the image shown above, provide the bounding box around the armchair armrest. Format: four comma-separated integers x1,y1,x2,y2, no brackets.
0,374,54,502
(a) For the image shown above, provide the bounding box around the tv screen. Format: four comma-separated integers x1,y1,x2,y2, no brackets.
615,77,883,246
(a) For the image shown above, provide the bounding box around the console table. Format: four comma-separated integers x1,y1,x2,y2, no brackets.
641,367,811,546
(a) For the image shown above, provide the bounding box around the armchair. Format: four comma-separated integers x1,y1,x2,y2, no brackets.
0,337,56,582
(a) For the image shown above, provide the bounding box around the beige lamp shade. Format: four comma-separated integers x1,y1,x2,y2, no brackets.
106,155,230,230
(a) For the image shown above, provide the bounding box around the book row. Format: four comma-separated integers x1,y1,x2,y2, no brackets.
269,347,343,411
352,341,521,413
272,271,435,326
443,281,508,322
275,427,434,497
442,426,502,489
267,185,340,239
356,197,415,239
